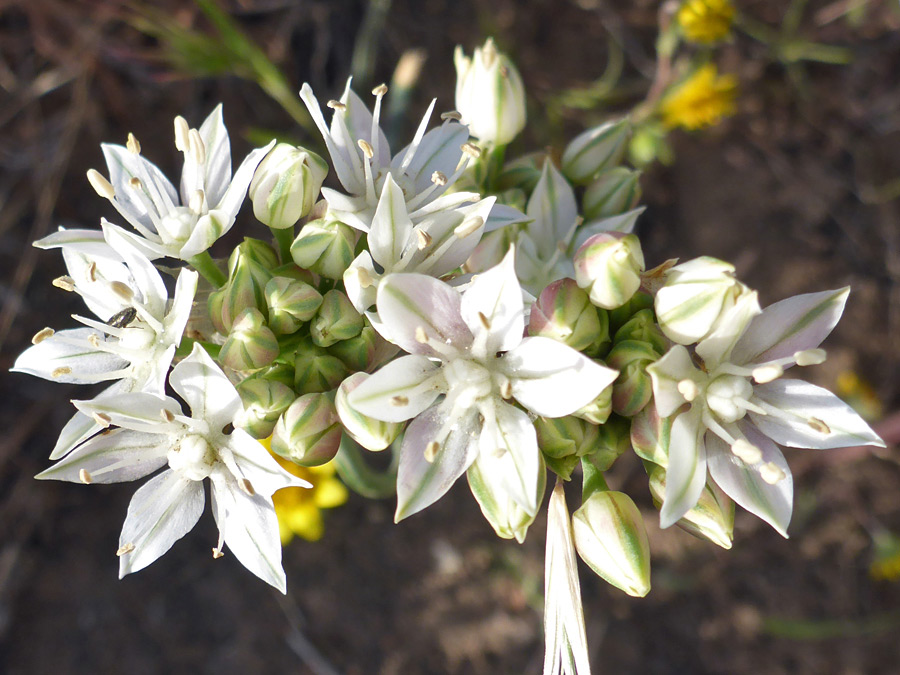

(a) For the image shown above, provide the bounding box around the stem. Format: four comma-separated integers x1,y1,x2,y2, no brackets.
271,226,295,265
581,456,610,501
187,251,227,288
176,337,221,359
333,434,398,499
485,143,507,194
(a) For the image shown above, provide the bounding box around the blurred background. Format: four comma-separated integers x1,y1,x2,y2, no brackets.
1,0,900,672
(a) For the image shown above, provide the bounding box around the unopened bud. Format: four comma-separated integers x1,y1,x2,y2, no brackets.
584,415,631,472
265,276,323,335
613,308,668,354
582,167,642,220
572,383,614,425
218,241,275,332
249,143,328,229
467,455,545,543
293,337,350,394
290,218,357,280
335,373,404,451
574,232,645,310
528,279,605,352
534,414,601,480
234,378,296,439
606,340,660,417
219,308,279,371
271,392,342,466
561,118,632,184
310,290,364,348
327,325,398,372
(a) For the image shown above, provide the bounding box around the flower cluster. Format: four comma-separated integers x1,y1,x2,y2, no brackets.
14,36,883,675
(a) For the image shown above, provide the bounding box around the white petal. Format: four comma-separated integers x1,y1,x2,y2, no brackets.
695,290,761,368
525,161,578,253
347,354,443,423
484,203,529,232
213,140,276,219
102,222,168,318
118,470,204,577
227,428,311,497
188,104,232,205
178,211,227,260
369,174,413,267
376,273,473,357
408,197,495,278
395,122,468,196
210,471,288,592
344,252,380,313
12,328,128,384
50,409,102,460
478,401,543,515
504,336,617,417
341,82,391,167
707,424,792,537
74,392,183,434
731,288,850,366
299,83,364,195
646,345,698,418
37,429,168,484
660,407,708,528
163,268,199,344
749,379,885,449
574,207,645,249
35,227,116,259
170,343,243,431
460,247,524,357
395,402,481,521
102,143,178,230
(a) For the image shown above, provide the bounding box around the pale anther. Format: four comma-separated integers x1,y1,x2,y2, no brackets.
424,441,440,463
188,128,206,164
116,542,135,556
92,412,112,428
88,334,101,347
110,281,134,301
326,99,346,111
441,110,462,121
372,83,388,96
126,132,141,154
161,408,174,423
79,469,93,484
128,176,142,189
31,327,54,344
212,548,224,559
752,365,783,384
461,142,482,159
760,462,786,485
415,229,432,250
414,326,429,344
500,380,513,400
477,311,491,330
357,139,374,159
87,261,97,282
390,395,409,406
794,349,827,366
808,417,831,434
357,267,374,289
431,171,448,186
677,379,700,402
454,216,483,238
53,276,76,292
189,189,205,214
173,116,190,151
240,478,256,496
87,169,116,200
51,366,72,378
731,439,762,465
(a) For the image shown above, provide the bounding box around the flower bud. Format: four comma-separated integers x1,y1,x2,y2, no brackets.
454,38,526,146
230,236,279,272
608,291,654,333
249,143,328,229
271,392,342,466
290,218,357,280
219,307,279,371
335,373,404,451
254,362,296,389
561,118,632,184
606,339,660,417
310,290,364,348
534,414,601,480
327,325,398,373
654,256,750,344
572,384,613,425
648,467,734,549
497,152,543,193
207,286,228,335
528,279,604,352
584,415,631,472
573,490,651,597
630,403,672,467
574,232,645,310
613,308,668,355
293,336,350,394
265,276,323,335
218,239,276,331
234,378,296,439
582,168,642,220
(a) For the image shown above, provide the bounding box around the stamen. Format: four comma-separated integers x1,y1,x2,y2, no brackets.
356,266,374,289
390,395,409,406
752,365,783,384
357,139,374,159
240,478,255,496
431,171,448,186
500,379,513,400
702,410,736,445
371,83,388,96
492,446,507,458
92,412,112,428
415,326,429,344
794,349,826,366
760,462,786,485
174,116,190,152
116,542,135,556
461,142,482,159
188,128,206,164
126,132,141,154
87,261,97,283
31,327,54,344
110,281,134,301
88,334,101,347
415,229,432,250
212,548,225,559
51,367,72,378
477,312,491,330
326,99,346,111
128,176,142,189
424,440,440,463
53,276,76,292
677,379,700,402
189,189,205,215
161,408,174,423
808,417,831,435
731,439,762,465
79,468,93,484
440,111,462,121
87,169,116,200
453,216,483,238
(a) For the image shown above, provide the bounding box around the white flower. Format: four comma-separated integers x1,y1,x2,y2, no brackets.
36,343,309,592
347,248,618,530
13,222,197,459
86,105,273,260
647,288,885,535
299,79,482,232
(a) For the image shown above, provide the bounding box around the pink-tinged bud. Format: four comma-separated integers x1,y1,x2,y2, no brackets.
572,384,613,425
584,415,631,472
562,118,632,185
219,308,279,371
582,167,642,220
528,279,606,352
573,490,651,597
249,143,328,229
327,325,398,373
608,291,654,333
293,336,350,394
234,378,296,439
574,232,645,310
290,218,357,280
613,308,668,355
310,290,364,348
534,414,600,480
265,276,323,335
648,467,734,549
335,373,404,451
271,392,342,466
606,340,660,417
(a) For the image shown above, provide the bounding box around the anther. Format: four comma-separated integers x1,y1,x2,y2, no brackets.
188,128,206,164
92,412,112,428
415,229,432,250
390,395,409,406
126,132,141,154
461,142,482,159
174,116,190,151
356,267,374,289
87,169,116,200
31,327,54,344
53,276,76,292
128,176,143,189
212,548,225,559
677,379,700,402
116,542,135,556
500,380,513,400
440,111,462,121
454,216,483,238
794,349,826,366
808,417,831,434
431,171,448,186
424,441,440,463
760,462,786,485
492,446,507,459
189,189,205,215
357,139,374,159
110,281,134,301
372,83,388,96
731,439,762,465
88,334,101,347
415,326,429,344
161,408,174,423
240,478,255,496
752,365,783,384
477,312,491,330
87,261,97,282
326,99,346,111
51,367,72,378
79,468,93,484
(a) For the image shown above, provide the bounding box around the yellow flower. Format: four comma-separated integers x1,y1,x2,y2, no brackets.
660,64,737,131
261,436,349,544
677,0,735,45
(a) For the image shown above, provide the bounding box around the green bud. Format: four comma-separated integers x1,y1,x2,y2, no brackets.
310,290,364,348
467,454,546,543
496,152,543,193
606,339,660,417
290,218,357,280
582,307,612,359
271,392,342,466
335,373,404,451
574,232,645,310
327,325,398,373
535,414,600,480
528,279,603,352
219,308,279,371
582,167,642,220
293,336,350,394
234,378,296,439
230,237,279,272
207,286,228,335
648,467,734,549
573,490,651,597
572,383,613,425
630,403,672,468
249,143,328,229
251,362,296,389
562,118,632,185
608,291,654,334
265,276,323,335
613,308,668,354
219,239,276,331
584,415,631,472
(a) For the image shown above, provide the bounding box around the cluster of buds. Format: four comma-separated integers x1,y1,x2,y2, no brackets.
13,33,885,675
